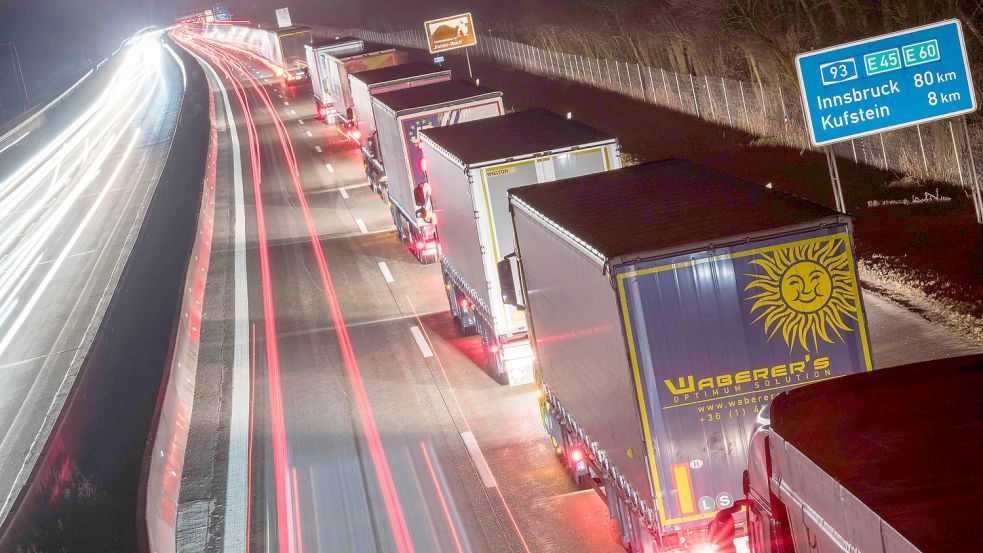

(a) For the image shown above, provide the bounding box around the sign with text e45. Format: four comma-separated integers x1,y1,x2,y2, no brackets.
425,13,477,54
796,19,976,146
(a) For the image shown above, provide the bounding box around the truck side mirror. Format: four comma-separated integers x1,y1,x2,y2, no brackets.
497,253,524,310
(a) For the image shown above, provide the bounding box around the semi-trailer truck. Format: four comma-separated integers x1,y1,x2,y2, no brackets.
709,353,983,553
419,109,621,385
305,37,364,119
307,40,404,130
349,61,452,195
504,159,874,552
274,26,313,84
371,80,503,263
199,23,311,84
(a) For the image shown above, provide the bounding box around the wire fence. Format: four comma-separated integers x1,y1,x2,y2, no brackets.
309,24,983,202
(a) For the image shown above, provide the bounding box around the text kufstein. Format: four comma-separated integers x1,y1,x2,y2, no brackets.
815,79,901,131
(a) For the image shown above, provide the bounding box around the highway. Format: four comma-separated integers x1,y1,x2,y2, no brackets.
0,33,186,527
172,32,980,553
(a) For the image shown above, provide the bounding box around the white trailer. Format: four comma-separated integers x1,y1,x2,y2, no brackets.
371,80,503,263
420,109,620,385
349,61,451,194
305,37,364,118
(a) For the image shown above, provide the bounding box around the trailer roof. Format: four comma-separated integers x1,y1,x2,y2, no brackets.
309,36,361,49
274,25,311,35
770,354,983,552
373,79,501,113
510,159,840,262
421,109,615,166
350,61,447,86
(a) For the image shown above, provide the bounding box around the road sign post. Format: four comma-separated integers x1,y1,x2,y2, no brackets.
796,19,978,219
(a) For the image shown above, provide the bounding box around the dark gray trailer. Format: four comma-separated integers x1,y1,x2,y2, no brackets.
712,354,983,553
506,159,874,552
349,61,452,195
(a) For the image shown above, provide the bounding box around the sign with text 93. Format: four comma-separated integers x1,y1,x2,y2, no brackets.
425,13,478,54
796,19,976,146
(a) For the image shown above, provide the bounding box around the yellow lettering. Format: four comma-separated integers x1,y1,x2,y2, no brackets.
753,368,769,380
789,361,805,374
697,377,715,391
717,374,733,387
814,357,830,370
736,371,751,384
772,365,787,377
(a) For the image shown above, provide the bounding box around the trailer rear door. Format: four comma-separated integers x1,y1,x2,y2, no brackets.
614,227,872,532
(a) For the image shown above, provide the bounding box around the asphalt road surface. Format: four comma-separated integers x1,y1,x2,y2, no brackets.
175,33,980,553
0,34,186,527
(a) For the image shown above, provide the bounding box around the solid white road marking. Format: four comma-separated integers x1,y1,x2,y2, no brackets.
306,130,313,138
378,262,395,283
461,431,498,488
197,52,251,553
339,188,349,199
355,218,368,234
326,163,334,173
314,145,322,153
410,325,433,358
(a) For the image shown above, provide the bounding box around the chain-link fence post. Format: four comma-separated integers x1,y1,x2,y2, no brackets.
916,124,928,174
722,78,732,126
690,74,700,117
739,81,750,129
879,134,889,169
949,120,965,187
704,75,716,120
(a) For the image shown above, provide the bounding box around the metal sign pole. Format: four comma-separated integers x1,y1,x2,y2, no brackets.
825,146,847,213
962,115,983,224
465,47,473,81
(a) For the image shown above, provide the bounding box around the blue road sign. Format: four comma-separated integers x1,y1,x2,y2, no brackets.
433,56,445,63
796,19,976,146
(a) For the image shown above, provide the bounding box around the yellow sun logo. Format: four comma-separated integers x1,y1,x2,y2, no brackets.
745,237,858,352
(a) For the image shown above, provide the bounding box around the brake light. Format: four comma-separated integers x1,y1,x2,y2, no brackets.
490,344,500,354
351,129,362,142
460,298,470,310
570,449,583,463
420,157,428,173
417,241,425,251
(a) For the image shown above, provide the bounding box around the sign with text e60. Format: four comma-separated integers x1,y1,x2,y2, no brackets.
796,19,976,146
424,13,477,54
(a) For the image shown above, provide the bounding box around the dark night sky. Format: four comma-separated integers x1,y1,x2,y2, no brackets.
0,0,531,117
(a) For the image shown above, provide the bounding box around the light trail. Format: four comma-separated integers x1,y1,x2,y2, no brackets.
0,34,174,520
177,32,417,553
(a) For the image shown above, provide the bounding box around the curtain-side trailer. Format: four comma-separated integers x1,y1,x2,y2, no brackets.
306,37,364,119
710,354,983,553
320,46,404,133
419,109,620,385
349,61,452,195
371,80,503,264
506,159,873,552
199,23,311,84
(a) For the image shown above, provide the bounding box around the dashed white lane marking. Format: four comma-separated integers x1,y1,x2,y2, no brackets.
298,119,304,125
314,145,322,153
355,218,368,234
306,130,313,138
339,188,349,199
289,109,296,115
410,326,433,358
461,431,498,488
378,261,395,283
326,163,334,173
284,101,289,106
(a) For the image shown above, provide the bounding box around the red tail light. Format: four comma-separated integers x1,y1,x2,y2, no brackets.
416,241,425,251
420,157,428,173
571,449,583,462
460,298,470,310
490,344,500,354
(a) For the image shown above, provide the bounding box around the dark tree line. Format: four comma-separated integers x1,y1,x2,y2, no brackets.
474,0,983,90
